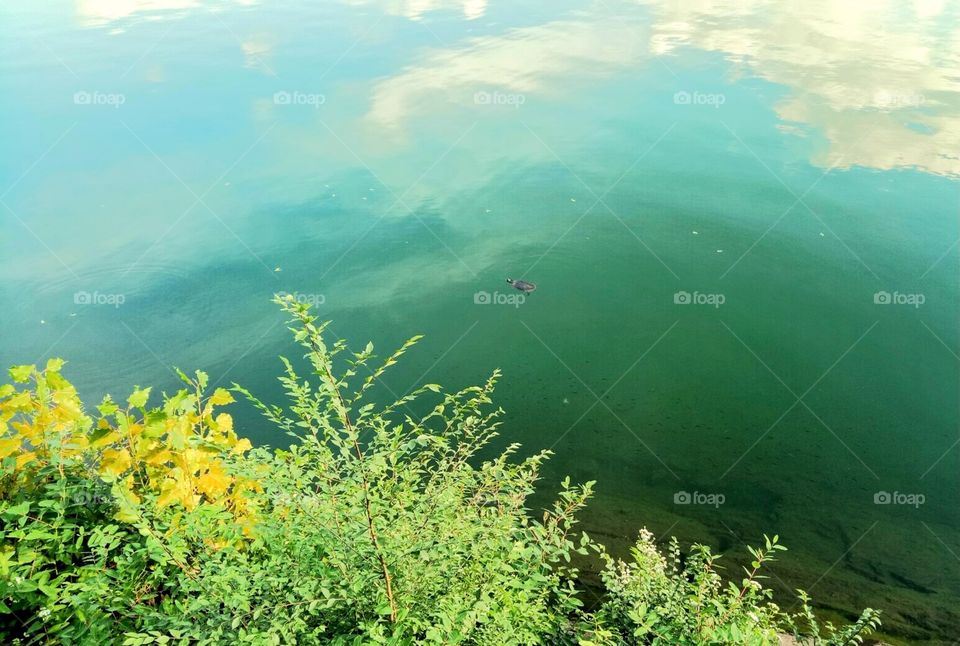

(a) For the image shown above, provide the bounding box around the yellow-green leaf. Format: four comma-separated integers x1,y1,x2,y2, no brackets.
127,387,151,409
232,438,252,455
100,448,132,477
97,396,119,416
0,437,21,460
208,388,234,406
197,463,230,498
9,365,34,383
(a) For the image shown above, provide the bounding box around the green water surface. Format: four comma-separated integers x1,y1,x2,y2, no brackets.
1,1,958,641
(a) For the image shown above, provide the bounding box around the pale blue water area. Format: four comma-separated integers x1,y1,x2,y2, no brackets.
1,1,958,641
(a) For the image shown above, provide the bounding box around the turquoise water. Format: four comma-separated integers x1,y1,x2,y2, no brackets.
1,1,959,640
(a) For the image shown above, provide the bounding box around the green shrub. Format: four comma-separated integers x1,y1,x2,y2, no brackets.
0,296,881,644
581,531,880,645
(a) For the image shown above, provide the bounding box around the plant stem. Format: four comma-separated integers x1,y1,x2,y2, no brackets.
302,316,398,624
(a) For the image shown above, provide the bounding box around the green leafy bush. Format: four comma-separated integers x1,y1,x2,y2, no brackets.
582,532,880,645
0,297,881,644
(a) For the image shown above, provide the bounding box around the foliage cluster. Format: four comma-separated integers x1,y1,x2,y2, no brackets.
0,298,880,644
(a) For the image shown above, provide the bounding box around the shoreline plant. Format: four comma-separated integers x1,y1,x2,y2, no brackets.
0,296,880,644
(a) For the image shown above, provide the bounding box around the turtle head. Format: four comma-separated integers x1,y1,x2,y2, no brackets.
505,278,513,284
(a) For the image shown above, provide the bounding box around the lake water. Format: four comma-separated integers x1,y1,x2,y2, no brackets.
1,1,958,641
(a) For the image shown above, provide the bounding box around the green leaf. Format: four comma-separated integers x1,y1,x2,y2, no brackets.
45,358,65,373
174,367,192,387
98,395,119,416
127,387,151,409
9,365,33,383
3,501,30,518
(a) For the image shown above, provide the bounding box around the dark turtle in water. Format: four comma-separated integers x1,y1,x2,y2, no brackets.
506,278,536,293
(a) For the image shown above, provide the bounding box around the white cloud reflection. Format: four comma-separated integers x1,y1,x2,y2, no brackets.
76,0,199,26
76,0,258,27
343,0,487,21
647,0,960,176
360,0,960,176
363,12,647,132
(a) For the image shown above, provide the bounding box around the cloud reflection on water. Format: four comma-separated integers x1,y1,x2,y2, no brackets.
357,0,960,176
343,0,487,21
